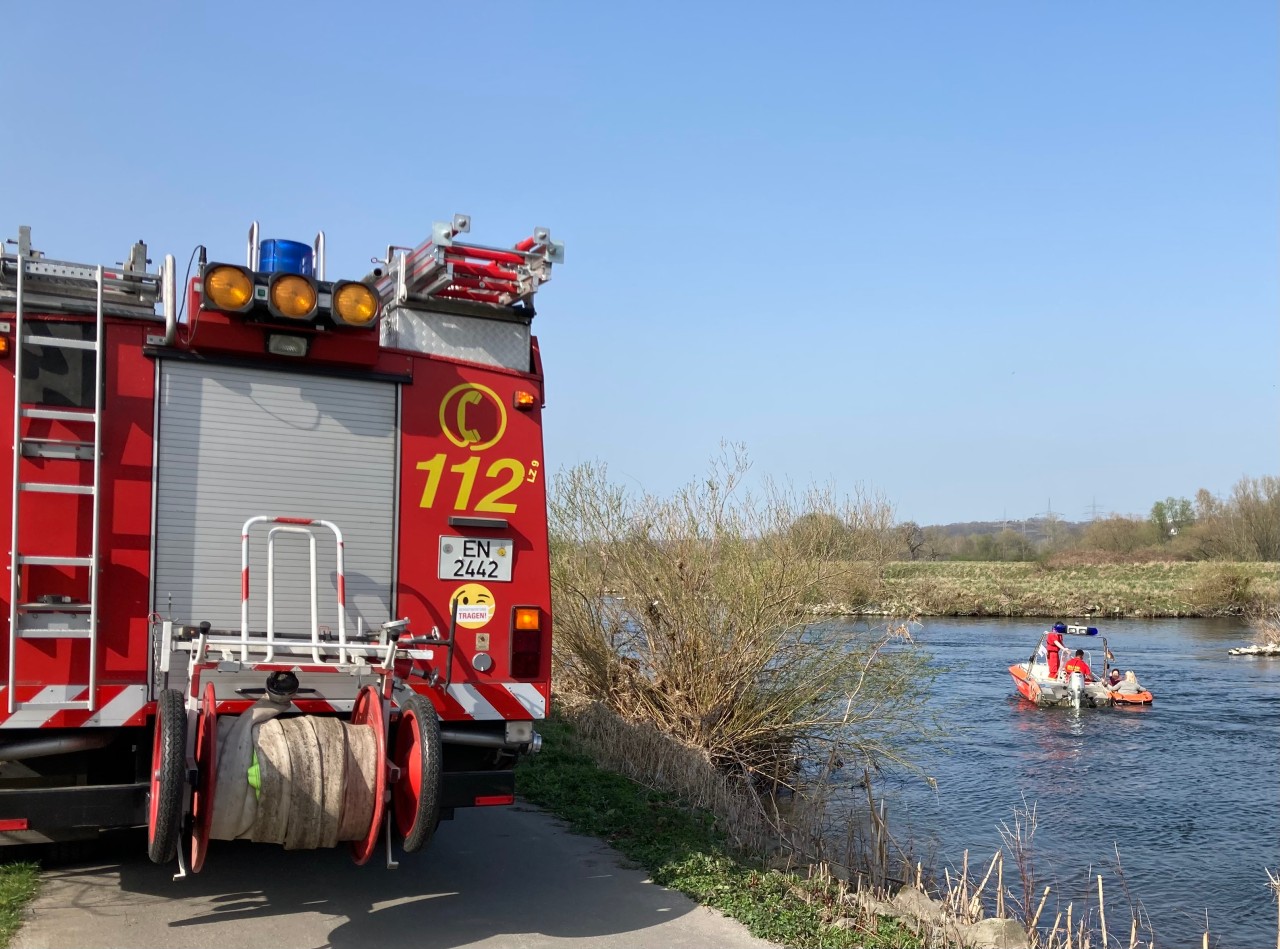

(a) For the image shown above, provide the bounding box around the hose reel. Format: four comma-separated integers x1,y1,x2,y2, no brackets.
147,676,442,875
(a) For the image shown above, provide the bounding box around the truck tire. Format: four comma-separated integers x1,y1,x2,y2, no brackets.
392,693,442,853
147,690,186,864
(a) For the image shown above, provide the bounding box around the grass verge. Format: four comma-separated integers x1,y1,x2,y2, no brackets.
517,715,922,949
874,560,1279,617
0,862,38,948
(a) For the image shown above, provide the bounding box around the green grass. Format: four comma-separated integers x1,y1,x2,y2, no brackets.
517,716,922,949
873,560,1279,617
0,862,38,948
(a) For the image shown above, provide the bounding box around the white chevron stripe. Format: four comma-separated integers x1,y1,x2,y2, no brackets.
85,686,149,726
0,686,86,727
446,684,500,720
503,683,546,718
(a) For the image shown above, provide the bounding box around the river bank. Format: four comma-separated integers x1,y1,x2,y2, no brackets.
527,617,1279,948
515,702,1177,949
516,713,931,949
830,560,1280,618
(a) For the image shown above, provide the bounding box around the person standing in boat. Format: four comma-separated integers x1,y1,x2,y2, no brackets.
1065,648,1095,681
1045,623,1067,678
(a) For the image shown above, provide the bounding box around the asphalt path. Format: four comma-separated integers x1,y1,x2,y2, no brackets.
12,803,778,949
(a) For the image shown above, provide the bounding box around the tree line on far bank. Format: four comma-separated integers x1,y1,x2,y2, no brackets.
897,475,1279,564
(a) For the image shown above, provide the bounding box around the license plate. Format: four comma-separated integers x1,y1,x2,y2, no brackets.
438,536,513,582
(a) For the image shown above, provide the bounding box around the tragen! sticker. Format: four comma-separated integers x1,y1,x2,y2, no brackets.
450,582,495,629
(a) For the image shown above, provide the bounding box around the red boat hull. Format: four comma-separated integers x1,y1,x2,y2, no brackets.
1009,664,1042,703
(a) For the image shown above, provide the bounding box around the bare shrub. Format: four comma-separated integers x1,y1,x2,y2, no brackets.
1225,476,1280,561
1186,475,1280,562
548,445,938,789
1080,516,1153,556
1043,547,1180,567
1188,564,1254,615
1251,611,1280,648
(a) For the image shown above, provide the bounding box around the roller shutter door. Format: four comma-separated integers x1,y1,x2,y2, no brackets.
153,362,397,636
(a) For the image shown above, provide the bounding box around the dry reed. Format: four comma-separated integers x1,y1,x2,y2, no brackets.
1269,867,1280,949
1098,875,1108,947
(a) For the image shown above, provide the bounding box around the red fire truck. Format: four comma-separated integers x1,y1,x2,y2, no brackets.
0,215,562,874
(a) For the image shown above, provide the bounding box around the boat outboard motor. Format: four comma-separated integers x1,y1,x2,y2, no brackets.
1068,671,1085,709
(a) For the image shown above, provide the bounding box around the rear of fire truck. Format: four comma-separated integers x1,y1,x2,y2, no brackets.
0,216,562,872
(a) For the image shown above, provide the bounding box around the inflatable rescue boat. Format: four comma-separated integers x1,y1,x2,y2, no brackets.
1009,623,1154,708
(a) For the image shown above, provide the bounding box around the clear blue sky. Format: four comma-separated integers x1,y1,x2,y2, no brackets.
5,2,1275,525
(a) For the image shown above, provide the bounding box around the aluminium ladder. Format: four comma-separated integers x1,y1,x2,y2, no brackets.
0,229,172,716
6,253,107,714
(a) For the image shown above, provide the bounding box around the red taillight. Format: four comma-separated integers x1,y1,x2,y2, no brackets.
0,818,28,831
474,794,515,807
511,606,542,679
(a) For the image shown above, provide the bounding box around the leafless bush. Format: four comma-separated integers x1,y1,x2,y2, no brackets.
1080,517,1161,557
1252,611,1280,648
1222,476,1280,561
548,445,938,788
1043,547,1181,568
1188,563,1254,615
1183,476,1280,562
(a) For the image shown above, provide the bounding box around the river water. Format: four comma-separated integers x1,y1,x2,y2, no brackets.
836,616,1278,949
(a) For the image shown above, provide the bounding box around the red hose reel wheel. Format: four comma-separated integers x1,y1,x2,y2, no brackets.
391,692,442,853
146,690,186,864
349,684,387,866
190,682,217,873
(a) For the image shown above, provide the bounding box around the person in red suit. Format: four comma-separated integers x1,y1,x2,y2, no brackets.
1046,627,1065,678
1064,649,1094,681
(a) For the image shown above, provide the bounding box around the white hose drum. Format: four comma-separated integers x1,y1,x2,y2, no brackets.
208,698,378,851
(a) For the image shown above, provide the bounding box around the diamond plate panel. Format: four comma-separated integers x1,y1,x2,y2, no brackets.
381,306,531,371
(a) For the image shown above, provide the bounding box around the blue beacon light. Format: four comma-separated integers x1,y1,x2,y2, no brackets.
258,239,314,276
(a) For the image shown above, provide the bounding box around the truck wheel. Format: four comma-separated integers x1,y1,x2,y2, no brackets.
392,693,442,853
146,690,186,864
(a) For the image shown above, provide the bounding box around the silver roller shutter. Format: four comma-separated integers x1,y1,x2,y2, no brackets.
153,361,397,636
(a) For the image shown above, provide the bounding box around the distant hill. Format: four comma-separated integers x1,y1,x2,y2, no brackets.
924,518,1087,543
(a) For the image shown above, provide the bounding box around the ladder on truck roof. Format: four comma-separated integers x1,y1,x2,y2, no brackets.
2,227,173,715
375,215,565,310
